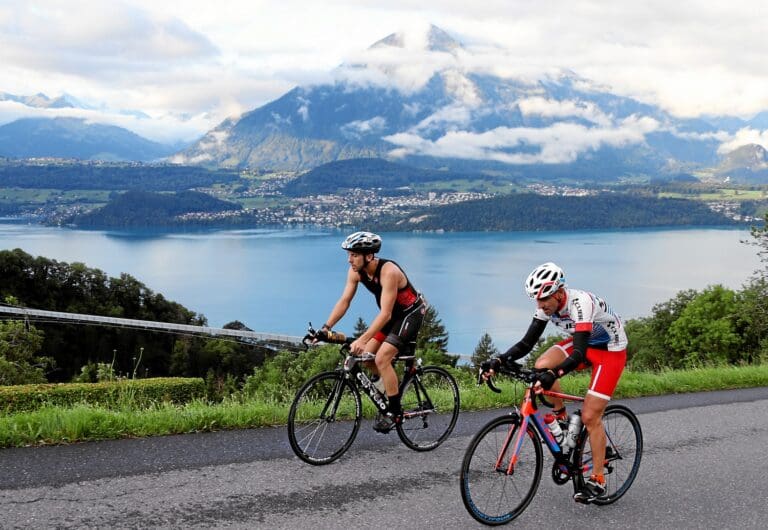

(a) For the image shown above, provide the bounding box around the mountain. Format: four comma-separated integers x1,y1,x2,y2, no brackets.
0,92,83,109
174,25,733,180
0,117,177,162
281,157,488,196
712,143,768,183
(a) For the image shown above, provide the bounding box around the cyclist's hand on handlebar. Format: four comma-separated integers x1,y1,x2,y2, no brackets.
532,369,557,391
480,358,501,380
350,337,366,355
313,328,329,343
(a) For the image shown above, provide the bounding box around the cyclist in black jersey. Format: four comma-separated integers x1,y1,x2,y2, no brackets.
319,231,427,433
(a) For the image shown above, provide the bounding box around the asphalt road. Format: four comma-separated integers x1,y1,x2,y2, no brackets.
1,387,768,529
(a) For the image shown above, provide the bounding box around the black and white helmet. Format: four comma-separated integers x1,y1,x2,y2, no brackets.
525,262,565,300
341,231,382,254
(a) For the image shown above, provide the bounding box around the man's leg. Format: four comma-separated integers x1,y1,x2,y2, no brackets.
363,337,382,374
534,346,569,412
375,342,400,408
574,393,609,502
372,342,401,432
582,394,609,476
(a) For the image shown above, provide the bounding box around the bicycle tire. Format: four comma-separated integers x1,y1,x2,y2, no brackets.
287,371,362,465
460,414,544,526
396,366,460,451
573,404,643,505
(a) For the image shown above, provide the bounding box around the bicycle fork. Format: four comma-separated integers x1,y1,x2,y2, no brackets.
495,401,565,476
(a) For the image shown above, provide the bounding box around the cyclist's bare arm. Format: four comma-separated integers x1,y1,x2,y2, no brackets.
323,267,360,330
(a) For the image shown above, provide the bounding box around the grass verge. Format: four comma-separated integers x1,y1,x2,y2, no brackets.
1,365,766,448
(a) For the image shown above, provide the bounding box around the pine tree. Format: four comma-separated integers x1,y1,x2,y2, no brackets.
471,332,499,368
416,305,449,353
353,317,367,338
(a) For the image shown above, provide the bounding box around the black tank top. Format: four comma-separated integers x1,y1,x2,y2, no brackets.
359,258,419,314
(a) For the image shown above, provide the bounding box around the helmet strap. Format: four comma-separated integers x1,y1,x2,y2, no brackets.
555,288,567,311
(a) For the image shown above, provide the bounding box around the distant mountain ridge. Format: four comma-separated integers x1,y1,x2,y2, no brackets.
0,91,82,109
174,25,768,181
3,26,768,178
0,117,176,162
712,143,768,183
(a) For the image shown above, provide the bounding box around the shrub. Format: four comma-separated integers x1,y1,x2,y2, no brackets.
0,377,205,413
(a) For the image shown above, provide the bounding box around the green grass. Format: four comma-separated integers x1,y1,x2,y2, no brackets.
658,189,768,201
0,188,111,204
0,365,766,448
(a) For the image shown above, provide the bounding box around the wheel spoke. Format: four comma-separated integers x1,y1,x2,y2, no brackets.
287,372,361,465
396,367,459,451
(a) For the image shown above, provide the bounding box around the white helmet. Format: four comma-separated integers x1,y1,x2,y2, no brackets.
525,262,565,300
341,231,382,254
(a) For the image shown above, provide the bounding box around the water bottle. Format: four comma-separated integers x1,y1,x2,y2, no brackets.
563,412,582,453
371,375,386,395
544,413,565,446
326,330,346,343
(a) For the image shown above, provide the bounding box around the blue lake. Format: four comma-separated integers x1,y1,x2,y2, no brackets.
0,223,761,355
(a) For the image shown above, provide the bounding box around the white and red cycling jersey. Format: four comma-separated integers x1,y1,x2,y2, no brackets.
533,287,627,351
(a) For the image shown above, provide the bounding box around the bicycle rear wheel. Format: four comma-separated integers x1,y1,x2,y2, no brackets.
397,366,460,451
287,371,362,465
460,414,543,526
574,404,643,504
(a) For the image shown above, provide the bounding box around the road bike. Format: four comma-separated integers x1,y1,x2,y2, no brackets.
460,362,642,525
287,324,460,465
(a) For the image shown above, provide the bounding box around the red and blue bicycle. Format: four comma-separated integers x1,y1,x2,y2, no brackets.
460,362,643,525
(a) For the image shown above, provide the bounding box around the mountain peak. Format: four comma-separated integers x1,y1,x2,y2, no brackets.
718,143,768,173
0,91,78,109
370,24,462,53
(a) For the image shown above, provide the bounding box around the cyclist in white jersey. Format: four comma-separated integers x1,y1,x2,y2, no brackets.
484,262,628,503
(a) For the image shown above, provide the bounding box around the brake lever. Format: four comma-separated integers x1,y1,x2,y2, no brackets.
486,377,502,393
302,321,318,350
476,369,502,393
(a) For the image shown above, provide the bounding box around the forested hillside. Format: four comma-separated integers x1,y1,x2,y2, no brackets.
281,157,488,196
70,190,241,227
0,161,240,191
0,249,268,382
376,192,741,231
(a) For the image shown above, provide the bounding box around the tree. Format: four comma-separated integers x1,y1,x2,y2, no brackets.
667,285,742,367
0,319,51,385
417,305,449,353
735,276,768,364
471,332,499,368
747,212,768,274
0,249,206,381
353,317,367,338
625,289,698,370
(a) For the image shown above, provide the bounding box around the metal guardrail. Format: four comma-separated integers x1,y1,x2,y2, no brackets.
0,305,304,346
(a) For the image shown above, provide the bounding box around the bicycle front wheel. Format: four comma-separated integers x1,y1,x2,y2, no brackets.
397,366,460,451
574,404,643,505
460,414,543,526
287,371,362,465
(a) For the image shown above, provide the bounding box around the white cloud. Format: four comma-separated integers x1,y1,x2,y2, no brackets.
385,115,660,164
518,97,613,127
2,0,768,144
341,116,387,139
718,128,768,155
412,104,474,133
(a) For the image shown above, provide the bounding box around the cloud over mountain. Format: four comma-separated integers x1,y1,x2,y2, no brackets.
176,24,759,175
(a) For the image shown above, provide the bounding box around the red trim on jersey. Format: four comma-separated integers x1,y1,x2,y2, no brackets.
574,322,593,332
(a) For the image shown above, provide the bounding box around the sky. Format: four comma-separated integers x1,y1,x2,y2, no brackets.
2,0,768,146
